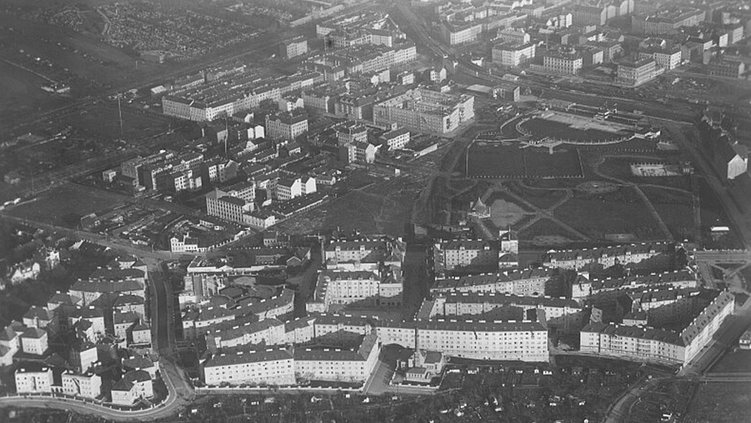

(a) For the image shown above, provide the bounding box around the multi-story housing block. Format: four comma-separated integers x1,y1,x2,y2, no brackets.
202,348,296,386
381,127,410,150
617,57,658,86
61,371,101,399
543,51,584,75
432,269,551,296
572,269,697,299
265,111,309,140
543,242,669,270
433,239,500,272
631,8,706,35
373,88,475,135
15,366,54,394
492,42,536,67
581,291,734,366
294,332,380,383
282,36,308,59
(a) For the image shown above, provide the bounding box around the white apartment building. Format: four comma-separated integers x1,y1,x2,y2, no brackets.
111,370,153,405
580,291,734,365
543,52,584,75
207,318,286,350
285,317,316,345
573,269,698,300
376,319,549,362
434,239,500,271
497,28,530,45
441,22,482,45
307,270,382,313
617,58,658,87
381,128,410,150
203,348,296,386
373,88,475,135
276,177,302,201
492,43,536,67
294,333,380,383
432,270,550,297
323,237,402,271
15,367,54,394
283,37,308,59
265,112,309,140
20,327,48,356
61,371,102,399
0,326,20,366
432,291,581,321
544,242,668,270
638,48,682,70
205,189,253,225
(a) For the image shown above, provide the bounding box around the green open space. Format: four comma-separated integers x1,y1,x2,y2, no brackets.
554,186,663,241
684,382,751,423
641,186,695,241
466,143,583,179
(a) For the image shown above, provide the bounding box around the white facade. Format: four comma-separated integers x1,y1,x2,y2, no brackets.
20,329,48,356
580,291,734,365
15,367,54,394
543,54,583,75
493,43,536,67
203,349,296,386
62,372,102,399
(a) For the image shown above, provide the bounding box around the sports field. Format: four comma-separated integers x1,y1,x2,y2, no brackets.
466,143,584,179
520,118,625,142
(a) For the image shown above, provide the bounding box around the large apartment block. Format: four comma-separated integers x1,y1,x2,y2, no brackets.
580,291,734,366
373,88,475,135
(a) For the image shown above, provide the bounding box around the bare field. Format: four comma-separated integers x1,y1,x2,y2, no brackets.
275,178,421,236
5,184,117,227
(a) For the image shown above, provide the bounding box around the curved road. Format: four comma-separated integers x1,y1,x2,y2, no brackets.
0,235,194,420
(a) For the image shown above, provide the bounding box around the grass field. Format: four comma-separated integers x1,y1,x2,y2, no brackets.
709,350,751,373
684,382,751,423
521,218,579,245
506,182,569,209
554,186,663,241
642,186,696,241
6,184,116,227
466,144,583,179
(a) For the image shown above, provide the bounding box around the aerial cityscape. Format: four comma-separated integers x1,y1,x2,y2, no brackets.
0,0,750,422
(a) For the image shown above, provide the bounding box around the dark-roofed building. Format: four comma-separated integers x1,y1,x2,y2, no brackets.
429,291,581,321
433,239,500,273
432,268,551,296
111,369,153,405
580,291,734,365
543,242,670,270
202,347,295,386
293,332,380,383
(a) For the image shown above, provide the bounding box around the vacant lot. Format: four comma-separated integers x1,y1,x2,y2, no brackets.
6,184,116,227
275,177,421,236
